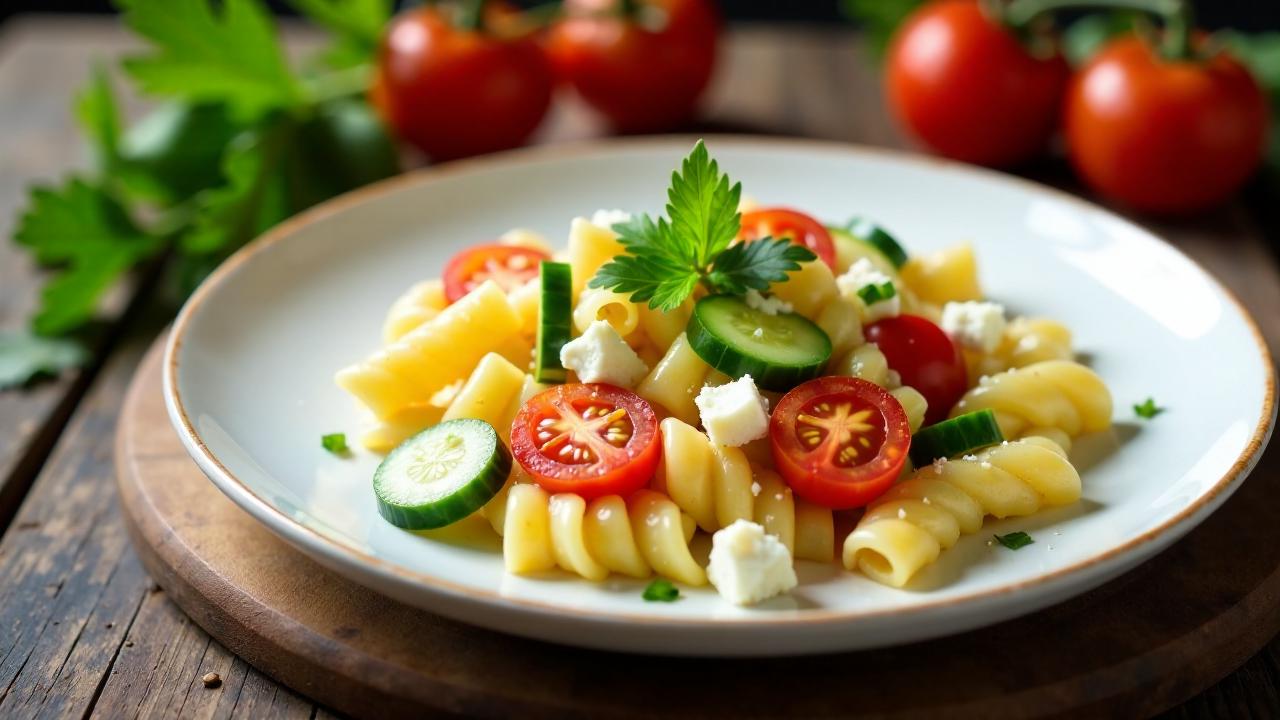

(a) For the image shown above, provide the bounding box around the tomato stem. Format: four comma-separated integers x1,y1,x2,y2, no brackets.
1000,0,1195,60
455,0,487,32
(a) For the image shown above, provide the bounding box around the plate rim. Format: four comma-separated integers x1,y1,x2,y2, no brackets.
162,134,1277,628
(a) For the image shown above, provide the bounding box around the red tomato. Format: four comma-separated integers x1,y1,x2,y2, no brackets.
1064,36,1269,214
738,208,837,270
510,383,662,499
375,6,554,161
544,0,719,133
886,0,1069,167
865,315,967,426
770,376,911,510
442,243,549,303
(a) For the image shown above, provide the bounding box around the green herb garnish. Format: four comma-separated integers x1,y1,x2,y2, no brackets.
1133,397,1164,419
855,280,897,306
993,531,1034,550
642,579,680,602
0,332,90,390
321,432,350,455
589,140,816,312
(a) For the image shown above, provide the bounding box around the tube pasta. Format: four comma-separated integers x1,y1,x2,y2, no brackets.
637,298,693,351
769,257,866,357
843,437,1080,587
573,287,641,337
382,280,447,343
566,217,625,296
336,281,522,419
952,360,1112,448
503,484,705,585
901,242,982,305
636,332,712,425
499,228,553,254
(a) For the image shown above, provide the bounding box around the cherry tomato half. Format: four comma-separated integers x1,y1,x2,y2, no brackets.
738,208,837,270
1064,36,1269,214
886,0,1069,167
865,315,968,426
442,243,549,304
510,383,661,499
545,0,720,133
770,376,911,510
375,6,554,161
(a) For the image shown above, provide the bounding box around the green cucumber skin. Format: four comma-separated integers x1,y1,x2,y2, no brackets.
536,262,573,383
373,420,511,530
841,217,909,269
908,409,1004,466
686,297,831,392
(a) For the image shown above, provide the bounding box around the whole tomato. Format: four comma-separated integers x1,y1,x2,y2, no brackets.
886,0,1069,167
544,0,719,133
1064,36,1269,214
375,5,554,161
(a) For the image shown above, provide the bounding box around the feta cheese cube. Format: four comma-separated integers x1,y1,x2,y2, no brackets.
559,320,650,388
694,374,770,447
589,209,632,230
707,520,798,606
837,258,900,321
744,289,793,316
941,301,1007,353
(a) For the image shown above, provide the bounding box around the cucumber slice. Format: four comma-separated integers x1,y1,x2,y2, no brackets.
374,418,511,530
536,261,572,383
908,409,1004,466
843,217,909,269
687,295,832,392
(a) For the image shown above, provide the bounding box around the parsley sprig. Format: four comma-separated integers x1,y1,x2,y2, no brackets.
6,0,398,388
993,531,1035,550
588,141,817,312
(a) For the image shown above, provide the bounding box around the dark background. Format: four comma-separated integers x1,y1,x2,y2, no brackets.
2,0,1278,30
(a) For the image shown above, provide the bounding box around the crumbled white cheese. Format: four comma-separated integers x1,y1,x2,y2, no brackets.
706,520,798,606
559,320,650,388
744,290,793,316
941,301,1007,353
694,374,770,447
589,208,632,230
836,258,900,321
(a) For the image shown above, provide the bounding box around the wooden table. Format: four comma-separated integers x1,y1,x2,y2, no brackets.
1,16,1277,719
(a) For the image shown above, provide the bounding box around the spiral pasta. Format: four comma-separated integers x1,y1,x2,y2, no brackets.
771,258,865,357
336,280,522,419
636,331,713,425
652,418,835,562
503,484,706,585
951,360,1112,450
382,279,447,343
966,316,1074,381
843,437,1080,587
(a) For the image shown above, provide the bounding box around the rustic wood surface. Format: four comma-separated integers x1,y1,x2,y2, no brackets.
1,14,1278,719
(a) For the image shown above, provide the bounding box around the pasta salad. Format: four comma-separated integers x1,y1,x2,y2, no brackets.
334,141,1114,606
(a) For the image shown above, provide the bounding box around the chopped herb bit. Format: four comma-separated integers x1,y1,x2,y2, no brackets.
321,432,349,455
855,280,897,306
590,140,815,311
993,531,1034,550
642,578,680,602
1134,397,1164,419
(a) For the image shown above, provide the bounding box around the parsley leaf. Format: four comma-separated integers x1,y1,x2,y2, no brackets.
181,127,292,258
74,65,123,170
321,432,349,454
590,140,815,311
119,0,300,122
840,0,925,60
706,238,815,295
0,332,89,389
288,0,392,70
666,139,742,266
993,531,1034,550
15,179,162,335
642,579,680,602
1133,397,1164,419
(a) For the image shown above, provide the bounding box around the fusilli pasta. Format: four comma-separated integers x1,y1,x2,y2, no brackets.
951,360,1112,450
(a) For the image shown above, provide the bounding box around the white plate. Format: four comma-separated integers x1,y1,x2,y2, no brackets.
165,137,1275,656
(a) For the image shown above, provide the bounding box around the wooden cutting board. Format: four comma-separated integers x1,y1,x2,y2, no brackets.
116,336,1280,719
